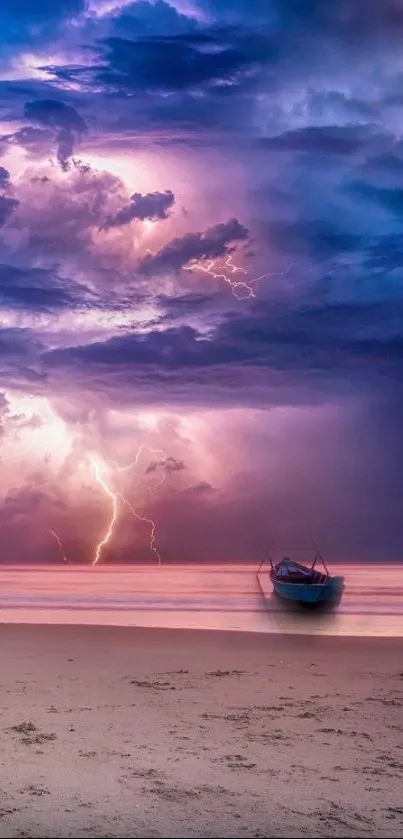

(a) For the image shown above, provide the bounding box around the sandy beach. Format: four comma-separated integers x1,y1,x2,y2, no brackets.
0,626,402,838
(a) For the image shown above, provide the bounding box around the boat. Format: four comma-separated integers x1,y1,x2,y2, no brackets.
257,548,343,606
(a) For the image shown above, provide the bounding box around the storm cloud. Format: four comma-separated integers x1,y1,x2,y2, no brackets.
138,218,249,274
106,189,175,227
24,100,87,170
0,0,402,563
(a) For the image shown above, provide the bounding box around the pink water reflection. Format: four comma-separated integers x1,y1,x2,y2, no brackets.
0,564,402,637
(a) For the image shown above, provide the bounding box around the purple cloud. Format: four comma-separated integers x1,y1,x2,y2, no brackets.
106,189,175,227
138,218,249,274
24,99,87,170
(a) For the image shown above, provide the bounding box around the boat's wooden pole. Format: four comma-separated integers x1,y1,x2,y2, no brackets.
256,553,267,575
256,569,266,599
319,551,329,575
256,534,277,576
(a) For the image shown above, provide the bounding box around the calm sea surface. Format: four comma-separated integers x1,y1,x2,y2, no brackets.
0,564,402,637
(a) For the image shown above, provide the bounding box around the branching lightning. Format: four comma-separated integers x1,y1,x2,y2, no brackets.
91,446,167,566
108,444,168,496
119,493,162,567
1,395,173,568
183,255,295,300
91,457,119,566
50,529,68,562
184,254,254,299
108,444,165,476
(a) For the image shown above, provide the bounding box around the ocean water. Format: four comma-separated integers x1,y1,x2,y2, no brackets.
0,564,402,637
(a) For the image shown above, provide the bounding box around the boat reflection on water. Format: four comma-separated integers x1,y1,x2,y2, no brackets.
271,574,345,612
256,546,345,631
256,569,347,637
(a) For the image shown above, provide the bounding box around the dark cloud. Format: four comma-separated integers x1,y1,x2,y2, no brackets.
1,126,54,160
259,125,372,156
46,325,206,370
144,460,160,474
349,181,403,218
364,235,403,275
47,27,271,95
164,456,185,473
24,100,87,170
200,0,403,47
301,90,379,124
41,295,403,411
138,218,249,275
5,0,402,145
279,0,403,43
261,219,366,264
184,480,214,495
360,151,403,180
106,190,175,227
197,0,274,24
145,456,185,474
102,0,403,98
109,0,199,39
0,165,19,228
156,291,222,321
0,264,96,312
0,0,83,24
0,327,41,358
0,0,84,47
0,166,10,187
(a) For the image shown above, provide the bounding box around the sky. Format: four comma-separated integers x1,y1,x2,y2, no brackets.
0,0,402,565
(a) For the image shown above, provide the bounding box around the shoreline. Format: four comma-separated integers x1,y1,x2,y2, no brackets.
1,609,402,637
1,621,403,646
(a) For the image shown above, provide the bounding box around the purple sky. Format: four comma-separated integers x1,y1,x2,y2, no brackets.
0,0,402,564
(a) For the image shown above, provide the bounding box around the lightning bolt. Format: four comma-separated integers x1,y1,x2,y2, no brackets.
50,529,68,562
184,254,253,299
0,397,170,567
108,444,168,496
91,457,119,566
91,447,166,566
108,444,165,475
183,255,295,300
119,494,162,567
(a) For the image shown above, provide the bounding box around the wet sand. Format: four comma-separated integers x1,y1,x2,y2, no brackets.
0,625,402,838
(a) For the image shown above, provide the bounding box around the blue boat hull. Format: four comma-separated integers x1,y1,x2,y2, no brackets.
272,576,343,604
